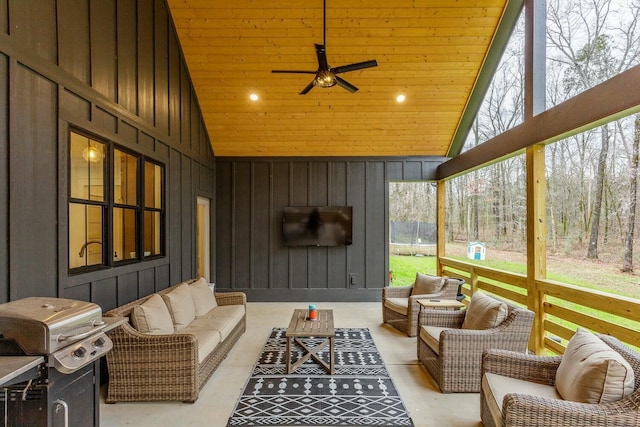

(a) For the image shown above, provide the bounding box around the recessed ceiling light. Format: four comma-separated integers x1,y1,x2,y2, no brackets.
396,94,406,103
249,93,259,101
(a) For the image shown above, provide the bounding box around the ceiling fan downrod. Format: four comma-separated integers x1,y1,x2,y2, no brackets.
270,0,378,94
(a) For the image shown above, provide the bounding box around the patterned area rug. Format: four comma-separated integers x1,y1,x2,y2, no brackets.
227,327,414,426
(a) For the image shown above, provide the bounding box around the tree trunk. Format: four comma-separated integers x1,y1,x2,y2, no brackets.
472,193,479,241
587,125,610,259
623,115,640,272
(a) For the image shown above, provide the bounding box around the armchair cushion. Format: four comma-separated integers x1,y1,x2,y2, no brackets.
482,371,561,427
131,294,174,335
461,292,508,330
412,273,445,296
384,297,409,315
420,326,449,355
555,328,635,403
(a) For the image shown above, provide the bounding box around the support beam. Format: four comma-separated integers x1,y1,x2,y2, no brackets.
526,144,546,354
447,0,525,157
438,64,640,179
436,181,446,275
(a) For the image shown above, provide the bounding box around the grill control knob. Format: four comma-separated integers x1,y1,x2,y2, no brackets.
72,347,87,359
93,337,106,349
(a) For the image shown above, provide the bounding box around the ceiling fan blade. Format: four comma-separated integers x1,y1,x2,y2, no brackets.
272,70,316,74
314,44,330,71
332,60,378,74
335,76,358,93
299,80,316,95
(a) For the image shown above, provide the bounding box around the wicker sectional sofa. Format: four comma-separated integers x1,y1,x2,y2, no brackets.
104,278,246,403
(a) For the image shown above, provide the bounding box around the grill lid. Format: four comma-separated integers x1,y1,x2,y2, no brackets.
0,297,104,354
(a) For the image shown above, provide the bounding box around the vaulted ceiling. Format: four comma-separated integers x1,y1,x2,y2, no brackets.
166,0,513,157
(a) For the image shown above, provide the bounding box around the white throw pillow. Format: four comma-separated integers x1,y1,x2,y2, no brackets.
461,292,508,330
131,294,174,335
189,277,218,317
161,283,196,331
555,328,635,403
412,273,445,296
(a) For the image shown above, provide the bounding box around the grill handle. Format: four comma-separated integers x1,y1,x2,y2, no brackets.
53,399,68,427
56,320,107,342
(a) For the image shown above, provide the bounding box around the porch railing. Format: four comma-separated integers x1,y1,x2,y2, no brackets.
439,256,640,353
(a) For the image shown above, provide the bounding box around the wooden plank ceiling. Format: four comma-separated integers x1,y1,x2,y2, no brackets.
167,0,509,157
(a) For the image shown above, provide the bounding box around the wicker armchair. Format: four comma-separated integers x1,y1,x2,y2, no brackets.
382,276,463,337
417,296,533,393
480,335,640,427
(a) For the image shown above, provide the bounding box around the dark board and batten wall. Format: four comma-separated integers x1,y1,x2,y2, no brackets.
215,157,447,302
0,1,214,310
0,0,449,307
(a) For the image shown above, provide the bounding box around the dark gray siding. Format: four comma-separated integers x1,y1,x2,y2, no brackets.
0,0,215,310
215,157,447,302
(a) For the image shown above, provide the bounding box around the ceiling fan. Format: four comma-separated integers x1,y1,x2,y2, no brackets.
271,0,378,95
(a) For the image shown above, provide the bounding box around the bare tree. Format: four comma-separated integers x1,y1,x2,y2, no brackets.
623,115,640,272
547,0,640,260
445,0,640,269
587,125,611,258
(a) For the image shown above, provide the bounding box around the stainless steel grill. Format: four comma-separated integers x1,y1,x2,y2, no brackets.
0,297,112,373
0,297,115,427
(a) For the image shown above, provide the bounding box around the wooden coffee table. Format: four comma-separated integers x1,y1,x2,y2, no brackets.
285,308,335,375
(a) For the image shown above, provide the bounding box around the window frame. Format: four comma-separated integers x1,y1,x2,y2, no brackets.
68,128,166,274
142,159,166,259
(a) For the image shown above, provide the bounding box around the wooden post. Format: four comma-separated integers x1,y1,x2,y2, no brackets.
436,180,446,276
470,266,479,296
526,144,546,354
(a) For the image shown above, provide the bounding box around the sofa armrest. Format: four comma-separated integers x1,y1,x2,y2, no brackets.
215,291,246,307
105,321,199,402
482,349,562,385
107,321,197,361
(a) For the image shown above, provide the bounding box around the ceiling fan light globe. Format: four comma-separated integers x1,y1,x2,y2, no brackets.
314,70,337,88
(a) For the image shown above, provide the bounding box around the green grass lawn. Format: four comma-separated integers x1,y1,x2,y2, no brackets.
390,253,637,296
389,255,437,287
390,253,640,349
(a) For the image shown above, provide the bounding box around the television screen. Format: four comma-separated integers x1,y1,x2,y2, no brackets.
282,206,353,246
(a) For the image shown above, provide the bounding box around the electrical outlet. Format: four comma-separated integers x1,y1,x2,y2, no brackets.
349,273,359,287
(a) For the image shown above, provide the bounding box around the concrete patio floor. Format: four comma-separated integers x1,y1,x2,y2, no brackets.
100,302,481,427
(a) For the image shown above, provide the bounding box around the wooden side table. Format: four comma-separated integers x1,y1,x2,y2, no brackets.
285,308,335,374
417,299,465,310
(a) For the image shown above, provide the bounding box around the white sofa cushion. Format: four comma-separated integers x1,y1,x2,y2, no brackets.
180,327,221,364
192,305,245,341
189,277,218,317
161,283,196,332
555,328,635,403
202,304,245,320
131,294,174,335
482,372,560,426
461,292,508,330
384,297,408,315
412,273,445,296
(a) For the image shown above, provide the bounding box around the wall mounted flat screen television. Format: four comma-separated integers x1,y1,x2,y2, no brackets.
282,206,353,246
